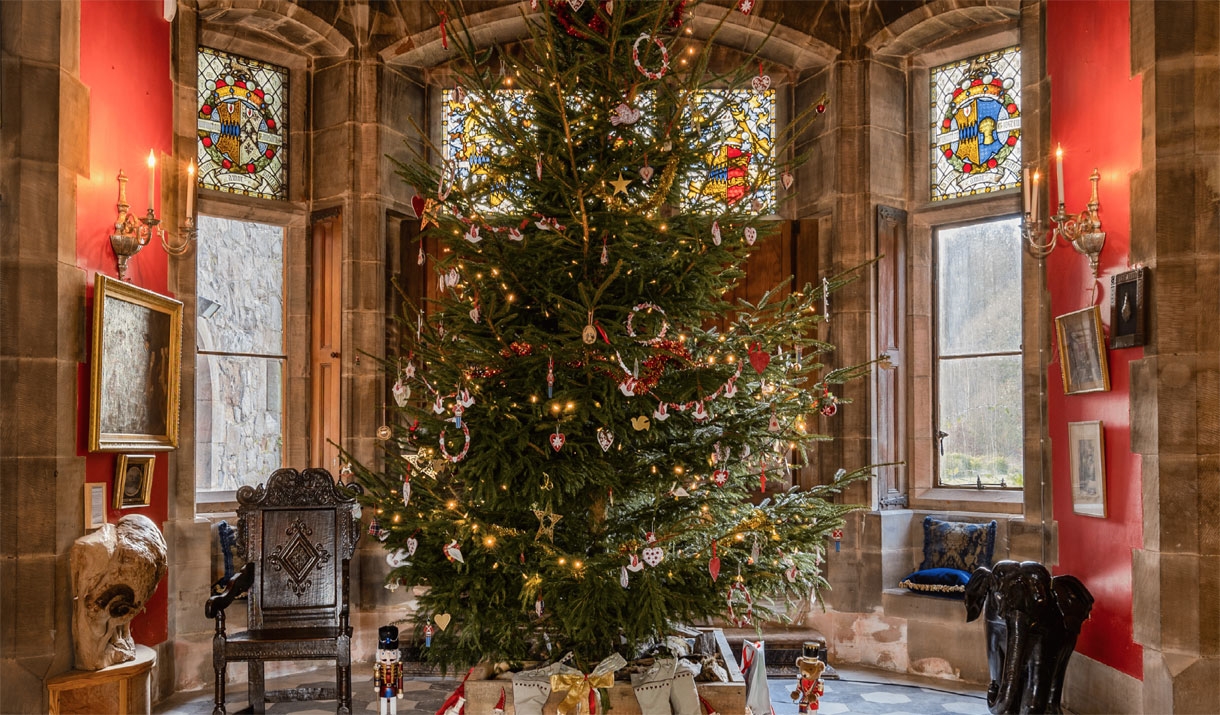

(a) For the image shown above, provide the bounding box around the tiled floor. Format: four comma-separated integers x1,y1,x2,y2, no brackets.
155,666,990,714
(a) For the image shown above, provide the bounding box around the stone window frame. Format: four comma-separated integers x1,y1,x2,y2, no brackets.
901,25,1038,515
184,31,315,514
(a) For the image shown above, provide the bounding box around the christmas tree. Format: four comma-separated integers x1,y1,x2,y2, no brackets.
352,0,878,670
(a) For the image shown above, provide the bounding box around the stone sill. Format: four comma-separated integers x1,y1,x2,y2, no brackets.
910,487,1023,514
880,587,972,624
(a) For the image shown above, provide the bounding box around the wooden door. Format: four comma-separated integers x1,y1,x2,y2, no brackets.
310,210,342,473
875,206,907,508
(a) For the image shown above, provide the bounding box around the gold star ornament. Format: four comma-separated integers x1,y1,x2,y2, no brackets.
404,450,440,479
610,172,632,196
532,508,563,543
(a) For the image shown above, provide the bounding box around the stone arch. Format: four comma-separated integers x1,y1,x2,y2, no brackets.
197,0,353,59
383,3,835,71
866,0,1020,57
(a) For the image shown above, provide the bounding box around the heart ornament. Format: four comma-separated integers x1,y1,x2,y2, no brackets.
411,194,427,218
550,431,566,452
392,380,410,407
748,342,771,374
782,171,795,190
597,427,615,452
435,613,452,631
620,566,630,588
568,0,585,9
709,541,722,582
631,415,651,431
406,536,418,557
712,468,729,487
642,546,665,567
640,164,655,182
744,226,758,246
751,74,772,93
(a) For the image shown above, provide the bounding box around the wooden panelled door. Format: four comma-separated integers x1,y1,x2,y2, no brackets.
875,206,907,508
311,210,342,473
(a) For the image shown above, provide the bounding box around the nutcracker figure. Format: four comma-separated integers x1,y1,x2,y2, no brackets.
374,625,404,715
791,656,826,713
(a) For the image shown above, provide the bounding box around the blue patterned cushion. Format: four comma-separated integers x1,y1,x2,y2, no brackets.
899,567,971,598
918,517,997,572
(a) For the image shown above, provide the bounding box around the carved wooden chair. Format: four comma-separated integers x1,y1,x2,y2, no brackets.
205,467,363,714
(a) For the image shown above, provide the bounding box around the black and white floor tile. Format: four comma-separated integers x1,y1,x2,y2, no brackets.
156,670,990,714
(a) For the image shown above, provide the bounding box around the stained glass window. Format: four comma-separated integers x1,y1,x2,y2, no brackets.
197,47,288,201
685,89,774,213
440,88,774,213
931,46,1021,202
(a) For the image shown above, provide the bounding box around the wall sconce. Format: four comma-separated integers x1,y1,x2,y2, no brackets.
108,152,163,281
162,160,198,256
1022,145,1107,278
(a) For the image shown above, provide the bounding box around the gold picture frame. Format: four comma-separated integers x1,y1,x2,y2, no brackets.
84,482,107,529
89,274,183,452
1068,420,1107,518
114,454,155,509
1054,305,1110,395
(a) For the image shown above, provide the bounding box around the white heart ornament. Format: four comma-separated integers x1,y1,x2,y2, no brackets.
642,546,665,567
550,432,566,452
568,0,584,9
639,165,654,182
406,536,418,557
781,171,795,190
751,74,772,92
597,428,614,452
744,227,758,246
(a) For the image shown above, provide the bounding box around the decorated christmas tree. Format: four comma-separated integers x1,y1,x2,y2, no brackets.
351,0,879,670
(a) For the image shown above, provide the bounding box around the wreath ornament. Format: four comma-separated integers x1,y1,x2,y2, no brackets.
632,33,670,81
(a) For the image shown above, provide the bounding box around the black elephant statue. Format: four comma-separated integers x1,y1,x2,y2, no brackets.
965,560,1094,714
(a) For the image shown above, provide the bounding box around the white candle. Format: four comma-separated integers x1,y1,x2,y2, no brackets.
1023,167,1031,215
186,161,196,218
1031,171,1040,223
1055,145,1065,206
147,150,157,212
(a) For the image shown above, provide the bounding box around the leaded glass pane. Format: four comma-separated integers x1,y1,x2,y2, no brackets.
931,46,1021,202
443,89,531,211
685,89,775,213
197,46,288,201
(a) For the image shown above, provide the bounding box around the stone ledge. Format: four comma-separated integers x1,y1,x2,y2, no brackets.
881,588,970,623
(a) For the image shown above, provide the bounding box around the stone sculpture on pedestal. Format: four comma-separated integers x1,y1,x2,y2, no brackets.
70,513,168,670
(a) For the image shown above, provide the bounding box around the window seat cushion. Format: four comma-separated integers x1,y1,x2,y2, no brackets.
899,567,971,598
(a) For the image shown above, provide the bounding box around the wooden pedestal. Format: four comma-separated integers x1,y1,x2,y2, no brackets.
46,644,156,715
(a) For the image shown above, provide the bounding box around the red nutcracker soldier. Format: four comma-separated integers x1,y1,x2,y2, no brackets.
374,625,404,715
791,656,826,713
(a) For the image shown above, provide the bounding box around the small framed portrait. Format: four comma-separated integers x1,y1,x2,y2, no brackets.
114,454,155,509
84,483,107,530
1068,421,1107,518
1110,267,1147,349
89,274,183,452
1055,306,1110,395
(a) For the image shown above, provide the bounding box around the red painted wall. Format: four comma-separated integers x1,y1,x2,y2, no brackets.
77,0,174,646
1045,0,1143,680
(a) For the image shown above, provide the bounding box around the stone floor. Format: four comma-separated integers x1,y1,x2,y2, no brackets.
155,665,990,714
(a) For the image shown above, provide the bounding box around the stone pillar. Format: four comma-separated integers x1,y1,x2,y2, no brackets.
0,0,90,711
1128,1,1220,712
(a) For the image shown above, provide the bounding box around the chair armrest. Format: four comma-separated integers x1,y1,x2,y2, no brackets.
205,562,254,619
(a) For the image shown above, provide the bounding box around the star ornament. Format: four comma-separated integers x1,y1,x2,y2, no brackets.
532,508,563,543
404,451,440,479
610,172,632,196
419,198,440,230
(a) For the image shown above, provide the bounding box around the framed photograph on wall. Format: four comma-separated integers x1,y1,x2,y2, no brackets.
89,274,183,452
114,454,155,509
1054,306,1110,395
1068,420,1107,518
1110,267,1147,349
84,483,107,529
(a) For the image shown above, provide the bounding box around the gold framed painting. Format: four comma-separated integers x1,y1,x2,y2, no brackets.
89,274,183,452
1054,305,1110,395
1068,420,1107,518
114,454,155,509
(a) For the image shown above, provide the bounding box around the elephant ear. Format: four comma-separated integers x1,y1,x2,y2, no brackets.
1052,574,1095,630
964,566,993,622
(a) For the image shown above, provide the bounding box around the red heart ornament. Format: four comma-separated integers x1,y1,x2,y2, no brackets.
411,194,427,218
712,468,729,487
748,343,770,374
550,432,566,452
709,555,721,582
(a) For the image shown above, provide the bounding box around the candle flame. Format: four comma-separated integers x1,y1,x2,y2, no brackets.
188,161,196,177
1055,145,1063,159
147,150,156,169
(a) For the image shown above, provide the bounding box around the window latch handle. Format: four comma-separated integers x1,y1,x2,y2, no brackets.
936,430,948,456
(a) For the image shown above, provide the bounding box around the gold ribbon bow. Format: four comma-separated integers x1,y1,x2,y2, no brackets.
550,672,614,715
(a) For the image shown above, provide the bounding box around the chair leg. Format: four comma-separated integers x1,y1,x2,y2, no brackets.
337,660,351,715
249,661,265,714
212,661,226,715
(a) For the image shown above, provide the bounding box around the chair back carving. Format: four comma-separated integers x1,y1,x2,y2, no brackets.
235,467,362,631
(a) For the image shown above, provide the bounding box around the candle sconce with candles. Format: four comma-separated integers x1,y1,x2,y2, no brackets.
1022,146,1107,279
163,160,198,256
109,151,163,282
